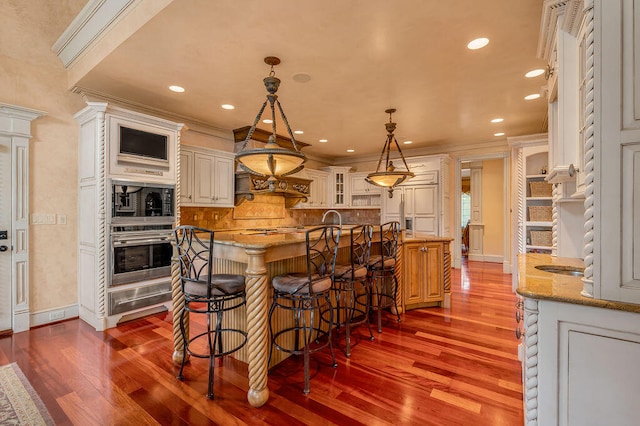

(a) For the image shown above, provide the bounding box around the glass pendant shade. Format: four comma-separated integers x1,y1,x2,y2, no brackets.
366,109,414,197
235,57,306,186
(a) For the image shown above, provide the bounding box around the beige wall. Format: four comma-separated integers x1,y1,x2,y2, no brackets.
481,158,505,257
1,1,88,313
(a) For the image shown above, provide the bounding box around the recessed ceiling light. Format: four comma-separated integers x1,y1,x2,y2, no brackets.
262,119,273,124
491,118,504,123
169,85,185,93
221,104,235,110
525,69,545,78
467,37,489,50
294,130,304,135
346,149,355,153
319,139,328,143
494,132,505,137
403,140,413,145
292,73,312,83
524,94,541,100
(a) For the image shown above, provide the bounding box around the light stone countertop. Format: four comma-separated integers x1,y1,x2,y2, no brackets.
516,253,640,313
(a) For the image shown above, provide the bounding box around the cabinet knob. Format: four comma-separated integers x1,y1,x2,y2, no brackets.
420,246,427,252
188,195,192,200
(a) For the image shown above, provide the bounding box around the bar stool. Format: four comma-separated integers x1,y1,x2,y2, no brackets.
173,225,247,399
268,225,341,394
331,224,374,357
367,221,401,333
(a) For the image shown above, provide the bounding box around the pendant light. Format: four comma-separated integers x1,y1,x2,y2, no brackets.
366,108,414,197
235,57,306,190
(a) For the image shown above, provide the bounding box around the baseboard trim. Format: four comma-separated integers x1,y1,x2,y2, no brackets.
467,254,503,263
30,304,79,328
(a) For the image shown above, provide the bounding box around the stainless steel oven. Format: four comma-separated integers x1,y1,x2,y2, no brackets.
108,223,174,316
110,226,173,286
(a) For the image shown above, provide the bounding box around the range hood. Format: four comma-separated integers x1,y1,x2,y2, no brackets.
233,126,312,208
235,172,311,208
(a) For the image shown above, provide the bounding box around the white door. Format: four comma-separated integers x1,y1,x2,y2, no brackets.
0,135,12,330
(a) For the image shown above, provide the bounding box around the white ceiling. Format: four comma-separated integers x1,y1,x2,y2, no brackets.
72,0,548,160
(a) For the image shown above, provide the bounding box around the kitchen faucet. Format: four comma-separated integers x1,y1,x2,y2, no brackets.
322,209,342,228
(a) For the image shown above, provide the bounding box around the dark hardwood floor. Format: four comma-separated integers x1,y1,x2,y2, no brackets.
0,260,523,425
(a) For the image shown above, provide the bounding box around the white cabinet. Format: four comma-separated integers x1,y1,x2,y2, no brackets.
181,146,234,207
521,298,640,426
179,150,194,204
349,172,381,208
381,154,450,237
403,185,438,236
324,166,350,208
297,169,329,208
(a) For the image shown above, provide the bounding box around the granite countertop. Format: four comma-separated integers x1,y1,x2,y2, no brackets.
211,224,363,249
517,253,640,314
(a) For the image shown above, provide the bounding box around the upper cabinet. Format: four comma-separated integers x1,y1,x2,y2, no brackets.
294,167,382,209
180,146,234,208
324,166,351,208
296,169,329,208
539,1,586,200
349,172,382,208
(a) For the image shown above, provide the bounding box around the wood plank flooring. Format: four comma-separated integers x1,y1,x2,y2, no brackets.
0,260,523,425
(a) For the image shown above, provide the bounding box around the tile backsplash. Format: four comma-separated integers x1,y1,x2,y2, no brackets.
180,196,380,230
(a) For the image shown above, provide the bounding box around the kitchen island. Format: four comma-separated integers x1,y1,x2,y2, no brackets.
170,227,452,407
170,226,361,408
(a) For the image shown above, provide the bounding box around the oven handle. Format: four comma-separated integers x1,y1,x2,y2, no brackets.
112,237,171,247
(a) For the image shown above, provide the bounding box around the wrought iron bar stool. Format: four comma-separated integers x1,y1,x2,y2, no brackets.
330,224,374,357
268,225,341,394
173,225,247,399
367,221,402,333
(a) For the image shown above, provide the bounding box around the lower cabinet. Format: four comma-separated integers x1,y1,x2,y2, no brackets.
521,298,640,425
403,240,446,309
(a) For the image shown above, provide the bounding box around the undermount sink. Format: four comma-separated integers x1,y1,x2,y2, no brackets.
535,264,584,277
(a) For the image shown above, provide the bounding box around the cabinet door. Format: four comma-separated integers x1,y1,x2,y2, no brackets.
382,186,402,223
179,150,194,204
404,243,424,306
350,173,368,195
193,152,215,204
332,170,348,207
413,185,438,235
423,242,443,301
212,155,234,206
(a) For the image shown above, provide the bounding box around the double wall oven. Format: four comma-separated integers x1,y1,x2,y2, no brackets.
108,180,175,316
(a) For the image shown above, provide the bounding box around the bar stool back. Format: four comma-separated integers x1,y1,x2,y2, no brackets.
367,221,401,332
331,224,374,357
268,225,341,394
173,225,247,399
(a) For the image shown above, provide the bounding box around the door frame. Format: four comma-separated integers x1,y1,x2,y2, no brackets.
0,104,45,333
453,152,511,273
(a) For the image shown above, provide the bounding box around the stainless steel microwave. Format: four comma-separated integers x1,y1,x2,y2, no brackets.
111,180,175,223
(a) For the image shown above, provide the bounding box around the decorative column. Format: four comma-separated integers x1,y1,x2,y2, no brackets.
244,248,270,408
172,129,186,364
581,1,595,298
523,297,540,426
443,241,452,308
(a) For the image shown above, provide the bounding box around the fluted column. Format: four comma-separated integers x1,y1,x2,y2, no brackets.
245,248,270,407
96,109,107,326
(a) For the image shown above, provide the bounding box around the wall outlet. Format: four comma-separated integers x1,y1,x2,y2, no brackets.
49,310,65,321
44,214,56,224
214,213,219,221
